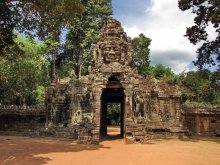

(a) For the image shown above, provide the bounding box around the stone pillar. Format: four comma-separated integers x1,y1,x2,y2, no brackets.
174,97,181,121
124,90,136,143
124,90,133,119
91,87,102,144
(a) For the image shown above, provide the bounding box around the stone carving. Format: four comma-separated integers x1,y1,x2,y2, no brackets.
45,18,183,144
93,19,133,69
133,92,145,117
102,41,122,62
69,69,77,79
72,110,93,124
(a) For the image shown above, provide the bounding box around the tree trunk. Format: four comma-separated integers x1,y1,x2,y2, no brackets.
51,53,56,82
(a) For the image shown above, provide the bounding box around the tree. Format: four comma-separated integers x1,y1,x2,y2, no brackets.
150,64,175,80
0,0,84,54
0,1,19,54
130,33,151,76
178,0,220,70
107,103,121,125
41,36,60,81
209,71,220,104
178,70,220,104
62,0,112,77
0,36,50,105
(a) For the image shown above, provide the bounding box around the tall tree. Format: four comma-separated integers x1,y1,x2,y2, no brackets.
62,0,112,77
0,0,84,39
0,1,18,54
1,0,84,82
41,37,60,81
130,33,151,75
178,0,220,70
22,0,84,80
0,0,84,81
0,36,50,105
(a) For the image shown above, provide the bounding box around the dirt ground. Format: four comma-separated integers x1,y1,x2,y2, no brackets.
0,127,220,165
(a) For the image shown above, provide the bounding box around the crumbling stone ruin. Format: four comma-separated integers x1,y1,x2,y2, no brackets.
45,19,184,144
182,106,220,136
0,105,45,135
1,19,219,143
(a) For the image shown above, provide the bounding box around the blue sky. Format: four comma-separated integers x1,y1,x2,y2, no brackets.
112,0,151,26
111,0,199,73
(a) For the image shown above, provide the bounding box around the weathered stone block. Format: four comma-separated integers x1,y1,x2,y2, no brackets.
135,136,144,140
133,132,145,136
91,130,99,134
125,137,135,144
133,127,144,131
125,128,133,133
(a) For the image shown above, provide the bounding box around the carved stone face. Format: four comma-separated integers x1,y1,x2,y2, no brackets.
102,42,121,62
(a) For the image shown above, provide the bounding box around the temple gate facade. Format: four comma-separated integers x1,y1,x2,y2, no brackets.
45,19,184,144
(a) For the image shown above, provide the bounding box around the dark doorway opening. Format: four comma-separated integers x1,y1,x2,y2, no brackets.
100,80,124,139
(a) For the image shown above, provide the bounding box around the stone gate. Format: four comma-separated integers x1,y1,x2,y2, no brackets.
45,19,183,144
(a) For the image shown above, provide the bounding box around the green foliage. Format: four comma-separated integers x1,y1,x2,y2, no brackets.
178,70,220,105
0,1,19,54
107,103,121,125
33,85,46,105
178,0,220,70
149,64,175,80
130,33,151,76
63,0,112,77
0,0,84,55
41,36,61,81
55,61,74,79
206,70,220,104
29,0,84,38
0,36,50,105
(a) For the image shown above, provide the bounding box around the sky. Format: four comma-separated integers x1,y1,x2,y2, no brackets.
111,0,198,73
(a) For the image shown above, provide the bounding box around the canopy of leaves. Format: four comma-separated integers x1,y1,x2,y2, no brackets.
178,70,220,105
0,1,18,54
107,103,121,125
130,33,151,76
178,0,220,70
149,64,175,80
62,0,112,77
0,0,84,54
0,36,50,105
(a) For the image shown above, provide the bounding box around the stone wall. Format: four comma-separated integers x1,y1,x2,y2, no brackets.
45,79,96,142
1,104,220,139
0,105,46,136
181,106,220,136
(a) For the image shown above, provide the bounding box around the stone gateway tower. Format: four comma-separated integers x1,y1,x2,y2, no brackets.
45,19,183,144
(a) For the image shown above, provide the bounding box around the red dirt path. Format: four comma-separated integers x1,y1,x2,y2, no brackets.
0,127,220,165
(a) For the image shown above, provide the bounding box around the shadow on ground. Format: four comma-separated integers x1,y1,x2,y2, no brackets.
141,135,220,145
0,136,111,165
1,129,220,164
100,134,123,142
100,126,123,142
178,135,220,144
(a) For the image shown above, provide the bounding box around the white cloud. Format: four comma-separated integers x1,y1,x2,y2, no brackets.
120,0,199,73
124,26,142,38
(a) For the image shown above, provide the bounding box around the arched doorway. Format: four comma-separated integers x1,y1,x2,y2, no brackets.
100,77,125,138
